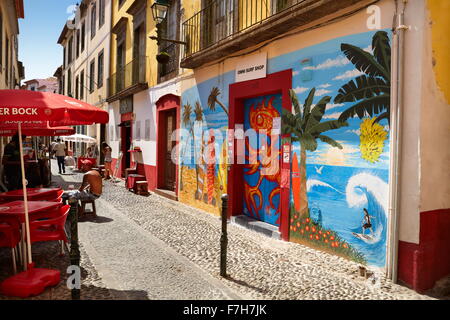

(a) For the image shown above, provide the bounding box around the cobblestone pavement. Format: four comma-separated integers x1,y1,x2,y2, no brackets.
0,237,113,300
51,163,436,300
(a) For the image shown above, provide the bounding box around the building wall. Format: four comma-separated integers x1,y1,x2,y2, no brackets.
0,0,21,90
179,0,400,268
396,0,450,293
59,0,112,153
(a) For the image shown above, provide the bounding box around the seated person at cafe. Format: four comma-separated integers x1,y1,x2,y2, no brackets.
62,169,102,202
2,133,26,190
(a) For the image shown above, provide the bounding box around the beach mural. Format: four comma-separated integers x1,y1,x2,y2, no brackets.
180,30,391,267
283,30,391,268
179,76,232,215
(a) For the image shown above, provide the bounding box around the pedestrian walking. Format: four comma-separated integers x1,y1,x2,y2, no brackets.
53,138,67,174
101,142,112,179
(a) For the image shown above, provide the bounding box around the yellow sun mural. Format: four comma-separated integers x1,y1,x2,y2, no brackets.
359,118,388,163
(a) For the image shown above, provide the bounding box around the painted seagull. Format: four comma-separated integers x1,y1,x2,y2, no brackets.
315,166,324,174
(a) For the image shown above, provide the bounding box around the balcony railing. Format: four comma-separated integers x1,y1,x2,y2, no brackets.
108,55,147,98
159,43,178,78
182,0,305,58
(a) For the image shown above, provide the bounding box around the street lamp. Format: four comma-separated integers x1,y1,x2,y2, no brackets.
149,0,186,52
151,0,169,25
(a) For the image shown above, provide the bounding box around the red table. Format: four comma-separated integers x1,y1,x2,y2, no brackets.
0,188,62,203
0,200,63,269
0,200,62,222
126,174,146,190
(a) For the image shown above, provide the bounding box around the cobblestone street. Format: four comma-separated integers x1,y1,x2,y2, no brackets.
25,161,434,300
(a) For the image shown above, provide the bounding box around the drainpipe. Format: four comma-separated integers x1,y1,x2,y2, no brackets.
387,0,409,283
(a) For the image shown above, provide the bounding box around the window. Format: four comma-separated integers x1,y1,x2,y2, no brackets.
76,29,80,58
5,37,8,84
68,36,73,64
80,70,84,100
0,10,3,69
135,121,141,140
67,69,72,97
75,75,79,99
99,0,105,28
81,22,85,52
145,119,151,140
63,47,66,68
89,59,95,93
91,3,97,39
98,50,104,88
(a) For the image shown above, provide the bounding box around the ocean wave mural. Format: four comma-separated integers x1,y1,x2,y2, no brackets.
286,30,391,268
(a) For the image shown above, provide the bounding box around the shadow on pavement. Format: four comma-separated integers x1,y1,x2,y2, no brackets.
0,242,149,300
225,276,268,294
78,215,114,224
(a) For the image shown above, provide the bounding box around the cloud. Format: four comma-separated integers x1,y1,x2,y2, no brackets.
333,69,364,80
326,103,344,111
318,83,331,88
303,56,350,70
322,112,341,119
293,86,309,94
315,89,332,96
346,129,361,136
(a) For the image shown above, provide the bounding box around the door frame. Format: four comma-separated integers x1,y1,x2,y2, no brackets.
120,123,132,176
228,69,292,240
156,94,180,194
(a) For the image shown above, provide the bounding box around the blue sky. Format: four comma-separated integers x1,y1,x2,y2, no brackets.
19,0,77,81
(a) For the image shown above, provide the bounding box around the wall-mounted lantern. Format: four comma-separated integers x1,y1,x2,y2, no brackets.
150,0,169,25
150,0,186,64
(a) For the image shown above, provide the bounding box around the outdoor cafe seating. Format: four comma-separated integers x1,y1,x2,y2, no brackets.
0,190,69,275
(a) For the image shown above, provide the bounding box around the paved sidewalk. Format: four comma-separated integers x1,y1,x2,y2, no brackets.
52,166,241,300
53,163,434,300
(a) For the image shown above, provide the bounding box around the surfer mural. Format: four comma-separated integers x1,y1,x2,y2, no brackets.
284,31,392,268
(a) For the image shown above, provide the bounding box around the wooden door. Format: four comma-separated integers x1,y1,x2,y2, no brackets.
164,110,177,190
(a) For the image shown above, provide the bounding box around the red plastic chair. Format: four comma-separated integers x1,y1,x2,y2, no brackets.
29,207,70,256
30,204,69,222
0,222,21,274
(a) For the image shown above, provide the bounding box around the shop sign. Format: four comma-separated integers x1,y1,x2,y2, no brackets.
235,52,267,83
120,96,133,114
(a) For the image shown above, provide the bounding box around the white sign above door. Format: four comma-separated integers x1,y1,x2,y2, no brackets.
235,52,267,83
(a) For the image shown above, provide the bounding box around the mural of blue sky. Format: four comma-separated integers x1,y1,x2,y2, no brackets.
181,31,391,170
268,30,391,170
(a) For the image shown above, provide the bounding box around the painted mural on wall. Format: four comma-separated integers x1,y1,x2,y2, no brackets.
283,30,391,268
179,81,231,215
180,30,391,267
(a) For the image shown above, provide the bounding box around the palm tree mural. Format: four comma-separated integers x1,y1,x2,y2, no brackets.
180,103,194,190
207,87,229,116
335,31,391,124
282,88,348,218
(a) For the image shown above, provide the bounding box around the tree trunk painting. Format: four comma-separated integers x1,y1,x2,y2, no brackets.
299,144,308,218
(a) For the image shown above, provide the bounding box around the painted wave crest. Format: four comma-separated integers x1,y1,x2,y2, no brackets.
306,179,344,194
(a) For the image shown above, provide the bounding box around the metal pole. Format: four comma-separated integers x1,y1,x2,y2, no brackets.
220,194,228,277
68,197,81,300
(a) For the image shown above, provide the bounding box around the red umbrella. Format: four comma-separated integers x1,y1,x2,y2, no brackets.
0,90,108,298
0,90,108,127
0,125,75,137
